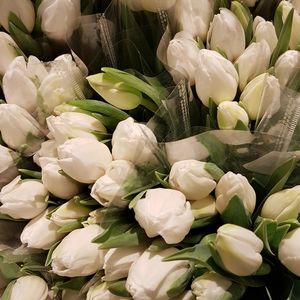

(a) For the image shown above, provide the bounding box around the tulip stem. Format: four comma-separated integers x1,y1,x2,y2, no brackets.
141,98,158,113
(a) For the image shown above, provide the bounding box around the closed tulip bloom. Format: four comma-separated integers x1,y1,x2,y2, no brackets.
126,248,189,300
0,176,48,219
278,228,300,276
9,276,48,300
191,195,218,219
57,138,112,184
134,188,194,244
236,0,258,7
174,0,214,40
87,282,127,300
291,0,300,12
33,140,58,166
215,224,263,276
167,31,200,84
235,41,271,91
195,49,239,106
20,208,65,250
51,225,105,277
207,9,245,62
169,160,217,201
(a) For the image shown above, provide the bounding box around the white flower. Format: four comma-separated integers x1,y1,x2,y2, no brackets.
195,49,239,106
174,0,214,40
207,9,245,62
0,176,48,219
134,188,194,244
33,140,58,166
215,171,256,215
291,0,300,12
191,195,218,219
217,101,249,130
38,0,81,43
235,41,271,91
40,158,83,200
126,248,189,300
236,0,258,7
0,0,35,33
0,104,45,156
20,208,65,250
91,160,137,208
215,224,264,276
9,276,48,300
103,246,145,281
278,228,300,276
57,138,112,184
166,31,200,84
51,225,105,277
261,186,300,221
87,282,127,300
169,160,216,201
112,118,158,165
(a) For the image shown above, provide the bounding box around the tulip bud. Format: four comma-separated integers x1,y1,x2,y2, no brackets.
126,248,189,300
169,160,217,201
215,224,264,276
236,0,258,7
0,32,21,76
0,104,45,156
33,140,58,166
278,228,300,276
0,176,48,219
38,0,81,43
20,208,65,250
239,73,281,120
8,276,48,300
191,195,218,219
87,282,127,300
50,198,91,226
103,246,145,281
230,1,252,31
291,0,300,12
91,160,137,208
235,41,271,91
166,31,200,85
217,101,249,130
215,172,256,215
134,188,194,244
195,49,239,106
112,118,158,165
40,158,83,200
174,0,214,41
207,9,245,62
0,0,35,33
51,225,105,277
261,187,300,221
57,138,112,184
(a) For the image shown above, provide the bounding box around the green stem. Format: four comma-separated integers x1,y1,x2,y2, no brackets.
141,97,158,113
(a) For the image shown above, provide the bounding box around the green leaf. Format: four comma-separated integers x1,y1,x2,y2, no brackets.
54,277,89,291
148,238,170,252
245,16,254,47
234,120,249,131
18,169,42,179
1,280,16,300
155,171,170,188
0,256,23,281
57,219,84,234
269,223,291,249
8,12,29,33
191,215,219,229
45,241,60,267
204,163,224,181
252,263,272,276
91,112,120,129
108,280,131,298
274,3,284,37
227,282,247,300
128,190,148,209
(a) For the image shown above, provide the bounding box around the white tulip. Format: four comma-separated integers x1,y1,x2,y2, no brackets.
169,160,216,201
134,188,194,244
217,101,249,130
215,224,263,276
239,73,281,120
112,118,158,165
215,171,256,215
0,176,48,219
278,228,300,276
0,104,45,156
191,272,232,300
9,276,48,300
50,198,91,226
57,138,112,184
33,140,58,166
0,0,35,33
261,186,300,221
126,248,189,300
3,56,48,114
20,208,65,250
51,225,105,277
195,49,239,106
291,0,300,12
40,158,83,200
87,282,127,300
38,0,81,43
191,195,218,219
236,0,258,7
235,41,271,91
174,0,214,40
253,16,278,53
274,50,300,87
166,31,200,84
207,9,245,62
103,246,145,281
0,32,20,76
174,291,194,300
91,160,137,208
